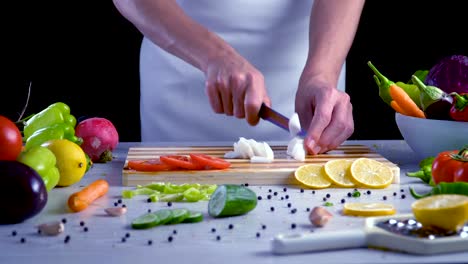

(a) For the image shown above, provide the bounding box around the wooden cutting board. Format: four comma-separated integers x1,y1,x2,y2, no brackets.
122,144,400,187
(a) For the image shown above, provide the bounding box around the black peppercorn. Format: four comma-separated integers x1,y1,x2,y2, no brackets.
64,235,70,243
216,235,221,241
11,231,17,236
285,195,289,199
300,189,304,193
306,207,310,212
291,208,297,214
80,221,85,226
273,192,278,196
62,218,67,224
383,196,387,200
347,192,352,197
283,187,287,192
118,199,122,204
168,236,173,242
287,203,292,208
148,240,153,245
125,233,130,238
20,238,26,243
147,198,152,203
257,196,262,200
228,224,234,229
341,199,345,204
401,194,406,199
366,190,371,195
291,223,296,229
270,206,275,212
326,193,330,198
167,202,172,207
211,228,216,233
269,189,272,193
262,225,266,230
267,195,272,199
256,232,261,238
173,230,177,234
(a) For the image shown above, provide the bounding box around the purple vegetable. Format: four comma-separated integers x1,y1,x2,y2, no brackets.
0,161,48,224
425,55,468,94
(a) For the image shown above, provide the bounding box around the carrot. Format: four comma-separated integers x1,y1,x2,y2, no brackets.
390,100,408,116
68,179,109,212
389,84,426,118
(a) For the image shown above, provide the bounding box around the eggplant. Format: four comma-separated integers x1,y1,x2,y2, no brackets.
0,160,48,224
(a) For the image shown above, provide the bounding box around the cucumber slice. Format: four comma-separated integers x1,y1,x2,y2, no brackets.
181,211,204,223
152,209,173,225
165,208,190,225
208,184,257,218
131,212,161,229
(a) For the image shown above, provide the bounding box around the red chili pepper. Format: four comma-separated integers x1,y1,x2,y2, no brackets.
432,145,468,184
449,93,468,121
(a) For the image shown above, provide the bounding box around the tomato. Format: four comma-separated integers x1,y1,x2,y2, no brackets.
159,155,204,170
0,115,23,161
189,153,231,169
128,159,175,171
432,146,468,184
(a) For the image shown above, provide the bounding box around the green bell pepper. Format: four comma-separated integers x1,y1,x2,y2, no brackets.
17,146,60,192
25,123,82,150
24,102,77,140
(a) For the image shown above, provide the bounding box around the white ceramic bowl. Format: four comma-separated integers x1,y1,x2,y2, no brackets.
395,113,468,159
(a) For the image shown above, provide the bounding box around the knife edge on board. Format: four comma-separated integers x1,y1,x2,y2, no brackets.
258,103,306,137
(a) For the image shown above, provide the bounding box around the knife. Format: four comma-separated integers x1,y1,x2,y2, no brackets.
258,103,307,137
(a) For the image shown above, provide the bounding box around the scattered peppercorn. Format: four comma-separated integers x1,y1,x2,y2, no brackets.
256,232,261,238
257,196,262,200
393,192,397,196
323,197,327,202
228,224,234,230
306,207,310,212
280,197,284,200
291,208,297,214
121,237,126,243
400,189,404,192
270,207,275,212
64,235,70,243
268,189,272,193
167,202,172,207
11,231,17,236
347,192,352,197
285,195,289,199
125,233,130,238
326,193,331,198
366,190,371,195
300,189,304,193
283,187,287,192
80,221,85,226
383,196,387,201
312,190,315,194
173,230,177,235
122,204,127,208
147,198,152,203
211,228,216,233
148,240,153,245
62,218,67,224
84,227,89,232
20,238,26,243
341,199,346,204
148,209,152,213
245,183,249,187
267,195,272,200
216,235,221,241
273,192,278,196
287,203,292,208
401,194,406,199
118,199,122,204
291,223,296,229
114,202,118,206
168,236,173,242
261,224,266,230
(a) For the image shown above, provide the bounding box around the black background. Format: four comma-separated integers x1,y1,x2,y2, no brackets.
3,1,467,142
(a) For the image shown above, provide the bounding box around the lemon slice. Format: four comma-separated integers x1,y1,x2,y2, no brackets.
324,159,355,188
343,202,396,217
350,158,393,189
411,194,468,232
294,164,332,189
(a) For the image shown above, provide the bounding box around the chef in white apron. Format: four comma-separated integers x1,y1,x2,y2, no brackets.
113,0,365,154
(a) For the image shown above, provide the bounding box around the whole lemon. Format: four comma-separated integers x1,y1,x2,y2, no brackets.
42,139,87,187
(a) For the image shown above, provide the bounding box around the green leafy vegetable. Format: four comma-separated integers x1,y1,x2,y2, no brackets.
122,182,217,202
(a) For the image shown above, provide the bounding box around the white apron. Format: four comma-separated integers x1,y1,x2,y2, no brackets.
140,0,346,142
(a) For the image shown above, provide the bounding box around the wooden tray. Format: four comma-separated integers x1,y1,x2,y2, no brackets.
122,144,400,186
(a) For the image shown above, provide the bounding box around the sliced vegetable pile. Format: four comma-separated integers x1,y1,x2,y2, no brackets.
127,153,231,171
122,182,218,202
131,208,203,230
368,55,468,121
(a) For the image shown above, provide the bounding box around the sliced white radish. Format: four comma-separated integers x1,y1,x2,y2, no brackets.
288,112,302,138
225,137,275,162
235,137,255,158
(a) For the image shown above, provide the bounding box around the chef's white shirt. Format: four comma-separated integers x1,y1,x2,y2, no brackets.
139,0,346,142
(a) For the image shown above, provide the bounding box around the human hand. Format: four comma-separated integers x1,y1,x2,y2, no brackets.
204,52,271,126
295,75,354,155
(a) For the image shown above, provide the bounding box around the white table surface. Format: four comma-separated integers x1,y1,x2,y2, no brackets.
1,140,467,264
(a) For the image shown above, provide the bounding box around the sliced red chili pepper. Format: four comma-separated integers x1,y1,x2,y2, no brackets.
189,153,231,170
159,155,204,170
127,159,176,171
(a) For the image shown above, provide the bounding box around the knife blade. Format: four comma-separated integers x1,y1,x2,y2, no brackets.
258,103,306,137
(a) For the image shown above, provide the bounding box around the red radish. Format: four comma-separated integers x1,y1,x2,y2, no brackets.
75,117,119,163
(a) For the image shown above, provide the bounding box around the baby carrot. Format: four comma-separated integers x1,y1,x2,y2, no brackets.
390,100,408,116
389,84,425,118
68,179,109,212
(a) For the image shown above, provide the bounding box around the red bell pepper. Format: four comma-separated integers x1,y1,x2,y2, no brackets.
432,145,468,184
449,93,468,121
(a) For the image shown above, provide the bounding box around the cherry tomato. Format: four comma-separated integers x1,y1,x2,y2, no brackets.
189,153,231,169
127,159,175,171
0,115,23,161
159,155,204,170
